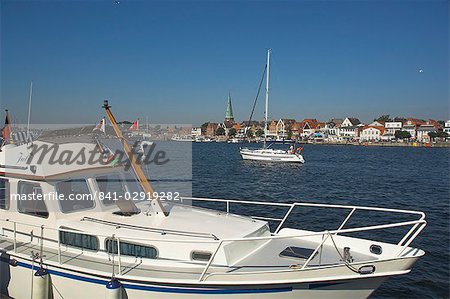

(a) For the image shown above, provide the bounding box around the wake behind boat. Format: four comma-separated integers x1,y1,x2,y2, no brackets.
240,49,305,163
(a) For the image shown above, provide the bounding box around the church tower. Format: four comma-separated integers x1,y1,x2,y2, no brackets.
225,93,234,123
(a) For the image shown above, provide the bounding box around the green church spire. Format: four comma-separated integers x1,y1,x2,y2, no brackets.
225,92,234,122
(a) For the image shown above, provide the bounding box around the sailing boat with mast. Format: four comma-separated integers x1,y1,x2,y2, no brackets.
240,49,305,163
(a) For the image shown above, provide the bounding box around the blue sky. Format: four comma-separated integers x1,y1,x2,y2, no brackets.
1,0,448,126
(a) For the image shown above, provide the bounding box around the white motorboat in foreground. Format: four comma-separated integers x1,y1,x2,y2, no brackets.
0,102,426,299
240,49,305,163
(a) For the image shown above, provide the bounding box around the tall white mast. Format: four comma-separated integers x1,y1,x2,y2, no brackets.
26,81,33,143
264,49,271,149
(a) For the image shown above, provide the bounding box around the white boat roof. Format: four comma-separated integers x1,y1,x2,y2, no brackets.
0,140,117,179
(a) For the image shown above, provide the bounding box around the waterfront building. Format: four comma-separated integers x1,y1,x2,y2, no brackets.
337,117,363,140
359,126,386,141
341,117,361,127
369,120,385,127
291,121,303,137
403,118,426,140
385,121,403,135
268,120,278,137
216,122,227,135
322,119,343,141
416,122,439,142
191,127,202,138
323,121,339,141
301,119,320,138
241,121,263,136
231,122,242,137
338,125,361,140
205,122,219,137
444,120,450,134
330,118,344,127
276,119,296,138
403,124,417,140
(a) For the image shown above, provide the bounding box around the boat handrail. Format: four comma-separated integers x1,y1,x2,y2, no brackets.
0,197,426,247
80,217,219,240
0,217,426,245
179,197,426,281
182,197,426,218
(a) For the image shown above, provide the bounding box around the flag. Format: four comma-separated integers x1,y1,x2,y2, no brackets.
128,118,139,131
2,110,12,145
93,117,106,133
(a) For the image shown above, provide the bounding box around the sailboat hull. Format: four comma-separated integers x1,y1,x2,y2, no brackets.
240,148,305,163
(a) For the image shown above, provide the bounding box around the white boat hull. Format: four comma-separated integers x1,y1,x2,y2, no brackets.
2,253,413,299
240,148,305,163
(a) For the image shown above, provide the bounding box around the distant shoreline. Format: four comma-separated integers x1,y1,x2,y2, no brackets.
299,141,450,148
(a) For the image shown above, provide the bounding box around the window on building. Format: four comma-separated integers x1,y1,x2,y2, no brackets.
59,229,99,251
0,178,9,210
17,182,48,218
106,239,158,259
56,179,94,213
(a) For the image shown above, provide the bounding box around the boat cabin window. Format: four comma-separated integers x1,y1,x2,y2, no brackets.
96,174,126,206
95,172,144,206
279,246,316,260
105,239,158,259
56,179,94,213
17,182,48,218
0,178,9,210
59,229,99,251
191,251,212,262
123,172,143,194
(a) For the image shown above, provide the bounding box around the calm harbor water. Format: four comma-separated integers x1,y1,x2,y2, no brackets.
191,143,450,298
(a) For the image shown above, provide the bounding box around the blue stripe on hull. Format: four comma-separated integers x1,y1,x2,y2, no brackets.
308,281,346,289
12,261,292,294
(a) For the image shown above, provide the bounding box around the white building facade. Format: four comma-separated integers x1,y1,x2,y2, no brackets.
444,120,450,134
337,118,363,140
416,125,437,142
191,127,202,137
359,126,385,141
384,122,403,135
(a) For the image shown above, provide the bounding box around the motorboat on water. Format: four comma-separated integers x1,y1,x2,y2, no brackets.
0,102,426,299
171,135,194,142
195,137,213,143
240,50,305,163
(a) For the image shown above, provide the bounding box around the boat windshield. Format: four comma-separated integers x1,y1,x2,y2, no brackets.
95,171,144,207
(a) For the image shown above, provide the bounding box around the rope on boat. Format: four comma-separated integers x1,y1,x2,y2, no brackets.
243,62,267,142
50,280,65,299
